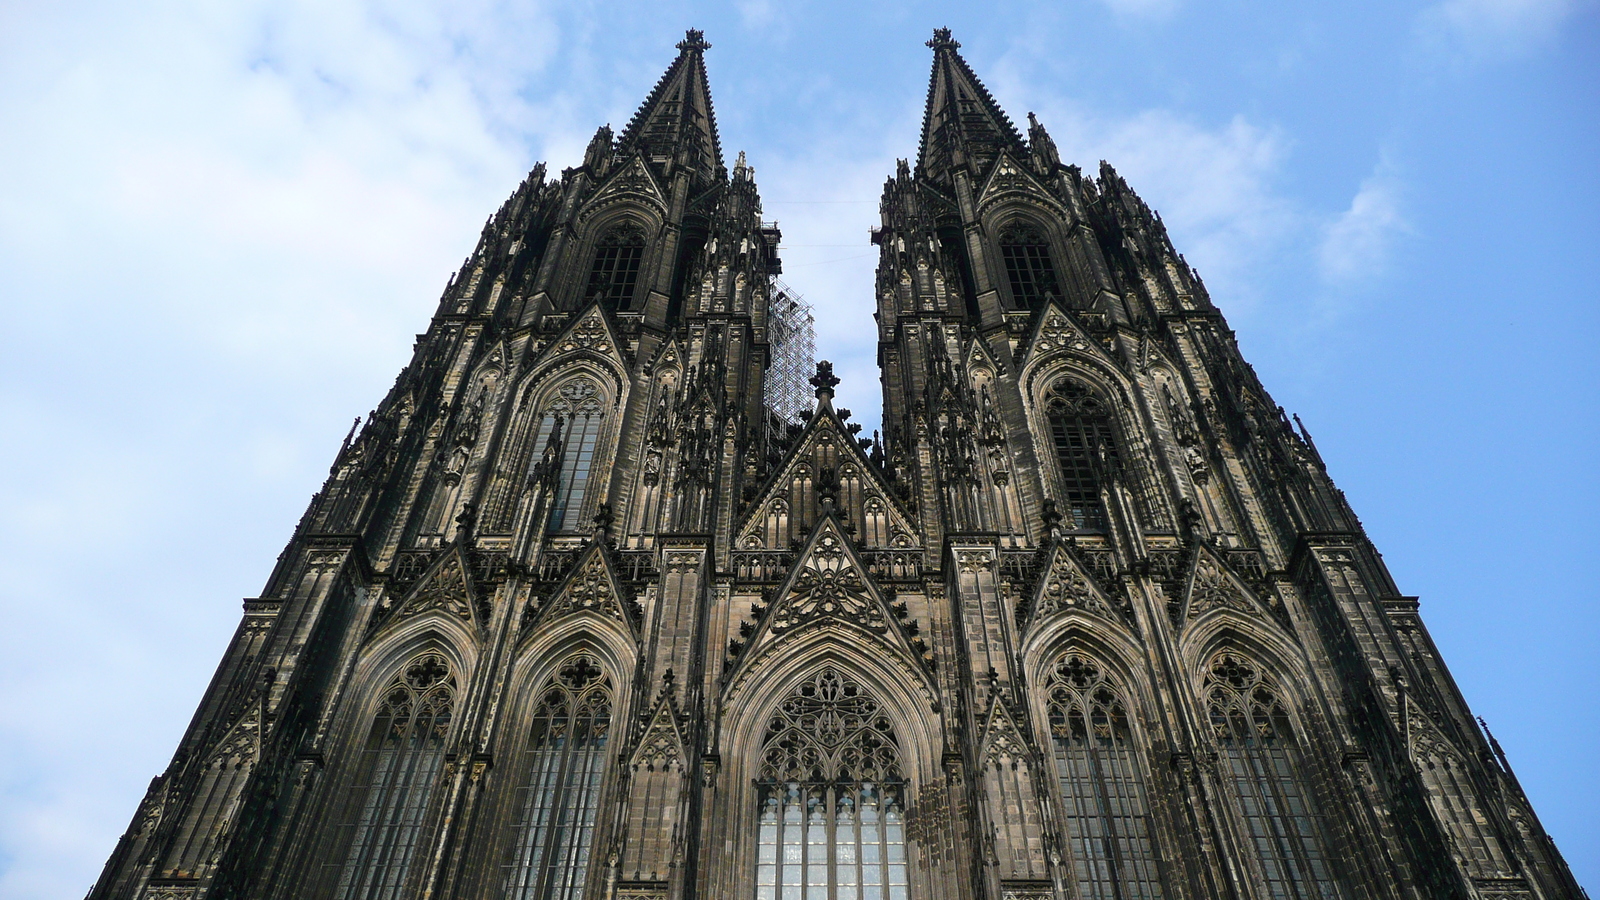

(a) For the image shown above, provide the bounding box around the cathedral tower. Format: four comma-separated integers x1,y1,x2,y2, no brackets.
92,30,1582,900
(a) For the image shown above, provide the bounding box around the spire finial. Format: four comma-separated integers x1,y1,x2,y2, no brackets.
927,27,959,50
810,360,840,400
678,29,710,52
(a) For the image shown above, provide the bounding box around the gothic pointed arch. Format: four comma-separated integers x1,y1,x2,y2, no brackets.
317,649,461,900
1040,648,1166,898
1037,374,1121,533
1201,649,1346,898
511,359,625,535
753,667,911,900
497,651,617,900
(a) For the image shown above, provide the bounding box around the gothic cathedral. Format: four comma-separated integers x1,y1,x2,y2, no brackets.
92,29,1583,900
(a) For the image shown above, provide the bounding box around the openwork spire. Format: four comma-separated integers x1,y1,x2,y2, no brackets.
916,28,1027,181
616,28,724,181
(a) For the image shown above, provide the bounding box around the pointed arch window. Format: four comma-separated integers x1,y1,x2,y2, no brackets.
329,652,456,900
1045,379,1117,532
531,379,605,532
755,668,908,900
1205,653,1343,900
585,223,647,310
1046,652,1163,899
502,654,613,900
999,222,1060,309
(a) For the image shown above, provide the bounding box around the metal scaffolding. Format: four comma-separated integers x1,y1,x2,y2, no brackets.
765,278,816,424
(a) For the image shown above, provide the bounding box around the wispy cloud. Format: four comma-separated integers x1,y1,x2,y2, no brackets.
1023,104,1296,318
1319,165,1408,284
1418,0,1589,59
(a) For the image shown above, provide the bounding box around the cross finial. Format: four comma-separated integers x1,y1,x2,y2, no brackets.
678,29,710,52
809,360,840,399
927,27,959,50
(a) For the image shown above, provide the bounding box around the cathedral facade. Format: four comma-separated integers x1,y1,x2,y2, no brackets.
91,29,1584,900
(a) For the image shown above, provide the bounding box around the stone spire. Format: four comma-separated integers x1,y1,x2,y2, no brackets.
616,28,724,183
916,28,1027,182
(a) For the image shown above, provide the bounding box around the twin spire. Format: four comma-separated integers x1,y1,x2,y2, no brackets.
614,28,1038,186
613,29,724,181
917,27,1031,181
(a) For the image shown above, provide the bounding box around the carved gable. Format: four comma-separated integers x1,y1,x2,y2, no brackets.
977,153,1066,217
1177,547,1270,627
1022,541,1121,629
630,690,689,772
735,405,919,553
978,697,1033,768
529,542,640,637
387,551,477,628
1019,300,1111,366
730,514,934,681
581,155,668,221
533,302,630,371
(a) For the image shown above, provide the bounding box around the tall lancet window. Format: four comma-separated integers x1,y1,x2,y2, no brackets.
756,669,908,900
999,222,1060,309
1205,653,1343,900
1045,379,1118,531
584,223,646,310
531,379,605,532
503,654,613,900
1046,652,1163,900
330,652,456,900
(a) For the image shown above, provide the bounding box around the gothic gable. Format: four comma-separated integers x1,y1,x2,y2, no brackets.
735,401,919,553
977,153,1067,218
530,301,631,374
728,513,934,684
629,681,689,772
578,155,669,224
377,549,480,634
525,541,640,639
1175,546,1274,628
977,694,1034,769
1019,540,1124,632
1017,300,1118,371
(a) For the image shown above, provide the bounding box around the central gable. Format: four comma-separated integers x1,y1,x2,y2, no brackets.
735,402,919,553
726,512,936,691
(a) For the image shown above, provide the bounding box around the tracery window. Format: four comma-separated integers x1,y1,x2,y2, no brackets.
756,669,908,900
1046,653,1163,900
1044,379,1117,531
999,222,1060,309
329,652,456,900
1205,653,1343,900
584,223,646,309
502,654,613,900
531,379,605,532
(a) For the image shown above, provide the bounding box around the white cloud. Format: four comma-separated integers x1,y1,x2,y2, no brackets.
1024,104,1296,318
1419,0,1588,58
1319,167,1408,283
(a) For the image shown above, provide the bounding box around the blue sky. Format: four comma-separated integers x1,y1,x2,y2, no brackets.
0,0,1594,895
